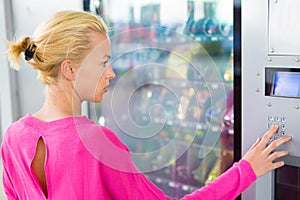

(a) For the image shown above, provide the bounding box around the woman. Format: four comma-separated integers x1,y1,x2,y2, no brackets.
1,10,291,199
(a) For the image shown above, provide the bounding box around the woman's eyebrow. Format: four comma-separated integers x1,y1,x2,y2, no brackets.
103,55,111,59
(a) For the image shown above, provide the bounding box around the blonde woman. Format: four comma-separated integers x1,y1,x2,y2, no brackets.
1,10,291,200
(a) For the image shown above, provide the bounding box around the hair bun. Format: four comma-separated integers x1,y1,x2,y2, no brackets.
24,46,36,61
24,37,36,61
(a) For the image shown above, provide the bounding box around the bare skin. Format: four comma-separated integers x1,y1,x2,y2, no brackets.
31,138,48,198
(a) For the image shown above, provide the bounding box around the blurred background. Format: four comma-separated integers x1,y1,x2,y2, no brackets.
0,0,235,198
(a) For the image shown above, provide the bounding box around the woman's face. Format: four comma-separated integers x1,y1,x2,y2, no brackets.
74,32,115,103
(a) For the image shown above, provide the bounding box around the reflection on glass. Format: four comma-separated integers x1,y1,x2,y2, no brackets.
87,0,234,198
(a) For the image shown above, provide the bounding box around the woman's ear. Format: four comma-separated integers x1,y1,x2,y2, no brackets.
60,60,77,81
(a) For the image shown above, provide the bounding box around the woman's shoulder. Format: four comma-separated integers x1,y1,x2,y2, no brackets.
77,119,138,172
3,115,31,138
76,118,129,152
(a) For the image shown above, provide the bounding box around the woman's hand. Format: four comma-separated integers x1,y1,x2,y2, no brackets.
243,125,292,177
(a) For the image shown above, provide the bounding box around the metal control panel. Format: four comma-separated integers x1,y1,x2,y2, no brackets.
267,115,287,144
242,0,300,199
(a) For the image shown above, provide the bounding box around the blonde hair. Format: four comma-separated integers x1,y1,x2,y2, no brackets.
6,10,108,84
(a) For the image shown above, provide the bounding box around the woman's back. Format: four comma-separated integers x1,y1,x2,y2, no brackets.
1,115,116,199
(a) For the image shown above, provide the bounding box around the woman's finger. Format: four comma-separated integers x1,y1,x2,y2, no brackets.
268,150,289,162
259,125,279,148
265,136,292,154
270,160,285,171
250,137,261,149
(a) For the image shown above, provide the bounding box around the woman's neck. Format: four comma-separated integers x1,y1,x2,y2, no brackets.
33,85,82,122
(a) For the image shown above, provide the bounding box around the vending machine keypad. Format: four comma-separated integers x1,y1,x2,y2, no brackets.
267,116,287,143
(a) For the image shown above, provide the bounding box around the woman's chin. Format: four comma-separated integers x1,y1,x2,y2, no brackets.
93,96,103,103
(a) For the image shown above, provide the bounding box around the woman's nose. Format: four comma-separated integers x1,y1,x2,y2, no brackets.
106,66,116,80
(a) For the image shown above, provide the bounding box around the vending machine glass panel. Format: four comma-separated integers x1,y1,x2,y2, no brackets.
86,0,234,198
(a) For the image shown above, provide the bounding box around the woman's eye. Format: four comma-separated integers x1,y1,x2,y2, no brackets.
102,61,109,67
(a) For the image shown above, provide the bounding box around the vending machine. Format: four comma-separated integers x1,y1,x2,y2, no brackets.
242,0,300,199
87,0,236,198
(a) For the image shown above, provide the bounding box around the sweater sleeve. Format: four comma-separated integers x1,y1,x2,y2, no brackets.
2,165,18,200
100,163,172,200
1,140,18,200
93,126,256,200
100,158,256,200
181,159,257,200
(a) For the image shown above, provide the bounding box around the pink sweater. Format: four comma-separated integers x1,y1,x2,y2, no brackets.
1,115,256,199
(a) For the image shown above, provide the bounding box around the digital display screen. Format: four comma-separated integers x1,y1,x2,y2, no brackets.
272,72,300,98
